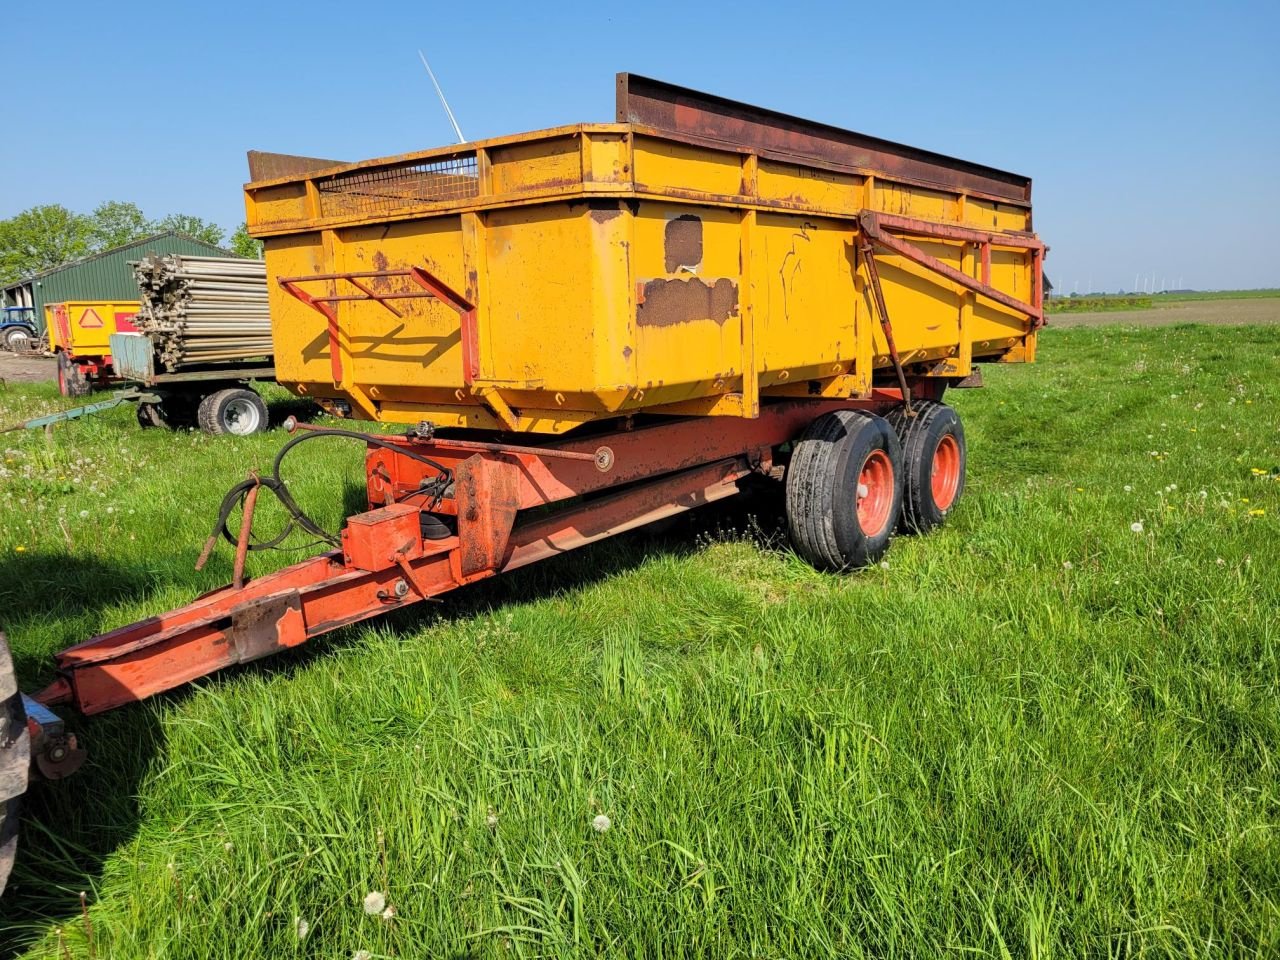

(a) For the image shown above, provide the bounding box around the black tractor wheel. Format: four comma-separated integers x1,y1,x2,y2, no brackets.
884,400,966,534
785,410,904,571
197,388,268,436
56,353,91,398
0,633,29,898
2,327,32,352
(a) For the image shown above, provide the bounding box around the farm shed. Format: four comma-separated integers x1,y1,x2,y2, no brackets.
1,231,238,329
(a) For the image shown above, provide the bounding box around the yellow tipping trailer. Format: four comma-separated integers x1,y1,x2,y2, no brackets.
45,300,142,396
244,74,1043,435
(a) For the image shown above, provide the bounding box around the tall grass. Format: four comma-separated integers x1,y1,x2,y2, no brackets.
0,323,1277,957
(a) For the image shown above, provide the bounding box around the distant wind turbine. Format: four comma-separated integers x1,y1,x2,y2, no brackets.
418,49,466,144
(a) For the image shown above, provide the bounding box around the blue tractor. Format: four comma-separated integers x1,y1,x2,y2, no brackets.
1,306,39,352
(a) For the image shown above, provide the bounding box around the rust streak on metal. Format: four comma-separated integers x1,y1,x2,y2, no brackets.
636,278,737,327
616,73,1032,204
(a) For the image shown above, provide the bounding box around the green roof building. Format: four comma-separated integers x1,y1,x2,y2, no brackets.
2,231,238,330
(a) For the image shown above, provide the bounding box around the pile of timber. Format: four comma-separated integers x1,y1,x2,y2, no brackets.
132,255,271,370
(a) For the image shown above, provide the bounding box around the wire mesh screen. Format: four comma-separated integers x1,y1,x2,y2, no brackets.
318,154,479,216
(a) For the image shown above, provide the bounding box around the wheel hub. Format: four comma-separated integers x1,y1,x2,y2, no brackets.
855,449,894,536
931,434,961,511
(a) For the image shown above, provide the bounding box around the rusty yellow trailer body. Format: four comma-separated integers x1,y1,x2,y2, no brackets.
244,75,1043,434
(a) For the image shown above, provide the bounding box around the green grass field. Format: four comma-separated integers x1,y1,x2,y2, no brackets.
1,323,1278,958
1047,289,1280,315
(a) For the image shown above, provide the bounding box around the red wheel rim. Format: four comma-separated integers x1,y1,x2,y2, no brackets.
931,433,961,511
856,449,894,536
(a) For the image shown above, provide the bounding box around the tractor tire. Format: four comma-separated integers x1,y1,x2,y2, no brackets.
2,327,32,353
197,388,268,436
56,353,91,399
884,401,966,534
0,632,29,898
785,410,903,571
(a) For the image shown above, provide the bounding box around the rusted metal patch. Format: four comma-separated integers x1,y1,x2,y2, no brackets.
636,277,737,327
664,215,703,272
228,591,305,664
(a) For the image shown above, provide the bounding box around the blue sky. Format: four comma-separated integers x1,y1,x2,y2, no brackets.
2,1,1276,292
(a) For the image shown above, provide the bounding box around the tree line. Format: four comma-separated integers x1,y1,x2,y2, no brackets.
0,201,262,286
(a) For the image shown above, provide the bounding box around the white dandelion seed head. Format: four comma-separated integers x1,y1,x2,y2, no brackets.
486,809,499,829
353,952,373,960
223,841,233,852
363,891,386,915
1216,557,1225,566
879,560,890,570
1130,521,1144,533
592,814,612,833
78,509,89,518
1123,484,1132,492
1062,561,1073,570
294,916,309,940
382,905,396,921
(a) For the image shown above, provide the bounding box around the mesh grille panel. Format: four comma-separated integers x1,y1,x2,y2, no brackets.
318,155,479,216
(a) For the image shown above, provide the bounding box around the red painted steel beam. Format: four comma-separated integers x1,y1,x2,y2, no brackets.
34,400,885,717
859,214,1043,323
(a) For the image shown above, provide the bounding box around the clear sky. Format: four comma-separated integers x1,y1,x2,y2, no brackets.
2,0,1276,292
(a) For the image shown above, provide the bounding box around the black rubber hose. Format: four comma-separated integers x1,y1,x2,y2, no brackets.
206,427,453,553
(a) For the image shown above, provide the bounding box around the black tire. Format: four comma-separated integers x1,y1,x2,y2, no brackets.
785,410,903,571
136,402,166,429
0,632,29,898
197,388,268,436
56,352,91,398
2,327,32,352
884,400,966,534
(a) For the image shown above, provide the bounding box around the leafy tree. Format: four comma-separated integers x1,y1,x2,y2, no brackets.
155,214,224,247
229,222,263,259
0,205,93,285
89,201,154,250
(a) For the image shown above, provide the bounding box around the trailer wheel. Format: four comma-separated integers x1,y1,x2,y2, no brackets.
2,327,31,352
885,401,966,533
0,633,29,898
198,388,268,436
785,411,903,570
56,353,91,399
136,402,165,429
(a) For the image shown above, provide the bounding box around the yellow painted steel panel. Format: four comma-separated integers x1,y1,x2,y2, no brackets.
46,301,140,358
247,120,1041,433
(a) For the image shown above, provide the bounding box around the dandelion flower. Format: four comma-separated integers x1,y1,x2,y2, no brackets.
382,905,396,921
879,561,890,571
363,891,386,915
1216,557,1225,566
78,509,89,518
1075,487,1084,493
592,814,612,833
1251,468,1267,476
294,916,309,940
223,841,234,852
1130,521,1144,533
1123,484,1133,493
14,545,25,553
1249,508,1266,517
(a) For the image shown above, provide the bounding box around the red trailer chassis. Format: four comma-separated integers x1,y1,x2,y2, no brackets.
30,392,926,719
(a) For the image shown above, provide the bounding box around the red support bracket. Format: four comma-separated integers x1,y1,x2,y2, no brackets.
859,212,1044,328
278,267,476,385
